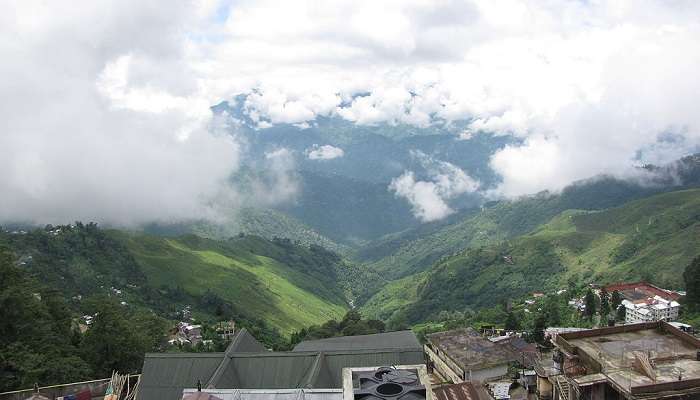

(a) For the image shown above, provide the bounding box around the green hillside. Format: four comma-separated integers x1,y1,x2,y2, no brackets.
356,159,700,282
0,225,348,337
362,189,700,325
143,207,349,255
120,233,348,333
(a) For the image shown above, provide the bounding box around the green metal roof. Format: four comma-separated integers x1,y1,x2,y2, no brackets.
139,329,265,400
229,329,267,353
138,331,425,400
293,331,421,352
138,353,224,400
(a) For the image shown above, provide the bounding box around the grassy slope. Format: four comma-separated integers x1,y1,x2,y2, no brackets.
120,233,347,334
356,157,700,282
360,272,427,322
362,189,700,323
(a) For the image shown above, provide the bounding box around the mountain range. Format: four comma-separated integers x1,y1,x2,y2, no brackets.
3,107,700,347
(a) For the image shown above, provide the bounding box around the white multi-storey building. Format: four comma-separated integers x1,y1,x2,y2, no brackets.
622,295,680,323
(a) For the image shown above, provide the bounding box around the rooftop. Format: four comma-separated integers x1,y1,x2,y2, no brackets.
432,382,494,400
604,282,681,302
293,330,421,352
138,330,424,400
427,329,536,371
180,388,342,400
555,322,700,396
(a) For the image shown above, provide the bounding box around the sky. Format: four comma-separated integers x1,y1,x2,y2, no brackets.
2,0,700,225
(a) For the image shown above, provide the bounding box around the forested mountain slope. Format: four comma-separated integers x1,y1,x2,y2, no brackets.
356,154,700,281
362,188,700,326
144,207,349,255
0,225,349,336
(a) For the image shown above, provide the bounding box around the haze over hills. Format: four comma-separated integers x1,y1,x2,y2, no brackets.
201,100,516,244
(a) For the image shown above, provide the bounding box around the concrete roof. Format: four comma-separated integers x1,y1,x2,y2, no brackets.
557,322,700,396
432,382,494,400
180,388,342,400
427,329,534,371
293,331,421,352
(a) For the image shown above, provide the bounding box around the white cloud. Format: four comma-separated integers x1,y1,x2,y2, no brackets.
3,0,700,227
390,152,479,222
0,1,241,226
200,0,700,196
251,148,299,205
306,144,345,160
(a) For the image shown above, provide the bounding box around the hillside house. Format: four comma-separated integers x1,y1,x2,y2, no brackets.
216,321,236,341
605,282,682,323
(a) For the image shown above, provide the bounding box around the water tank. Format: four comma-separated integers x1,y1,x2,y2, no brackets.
353,367,426,400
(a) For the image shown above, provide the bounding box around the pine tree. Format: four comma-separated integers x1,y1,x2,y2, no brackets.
531,314,547,345
600,288,610,318
505,312,520,331
584,289,597,320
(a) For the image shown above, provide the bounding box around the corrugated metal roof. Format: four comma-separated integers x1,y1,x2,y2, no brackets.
319,350,425,388
208,329,267,388
230,329,267,353
138,353,225,400
216,353,320,389
180,388,342,400
293,331,421,352
139,329,266,400
138,331,425,400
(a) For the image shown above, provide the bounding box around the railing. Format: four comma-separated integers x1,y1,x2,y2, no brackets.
555,375,570,400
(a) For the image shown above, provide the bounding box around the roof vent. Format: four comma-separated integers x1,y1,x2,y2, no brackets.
353,367,425,400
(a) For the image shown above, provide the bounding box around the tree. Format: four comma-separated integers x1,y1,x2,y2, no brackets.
81,297,150,377
340,310,362,328
611,291,622,309
544,296,562,326
584,289,597,320
616,304,627,322
567,278,578,297
0,247,90,391
600,288,610,318
683,256,700,309
531,314,547,345
505,312,520,331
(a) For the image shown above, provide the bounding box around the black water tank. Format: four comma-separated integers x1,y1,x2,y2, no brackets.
353,367,426,400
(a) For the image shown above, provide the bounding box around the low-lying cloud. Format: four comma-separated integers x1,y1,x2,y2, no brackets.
390,152,479,222
306,145,345,160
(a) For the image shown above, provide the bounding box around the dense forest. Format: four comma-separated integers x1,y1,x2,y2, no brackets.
0,246,167,391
